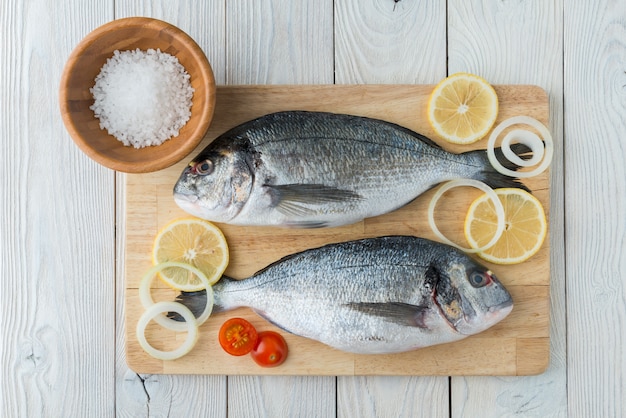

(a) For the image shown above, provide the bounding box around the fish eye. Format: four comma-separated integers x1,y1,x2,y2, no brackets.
195,159,214,176
469,271,491,288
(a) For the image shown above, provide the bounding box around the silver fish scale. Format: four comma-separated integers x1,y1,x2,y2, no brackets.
238,113,481,226
246,112,476,182
174,111,525,227
212,237,475,353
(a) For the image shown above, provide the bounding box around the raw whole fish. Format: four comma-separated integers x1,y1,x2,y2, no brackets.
174,111,527,228
174,236,513,354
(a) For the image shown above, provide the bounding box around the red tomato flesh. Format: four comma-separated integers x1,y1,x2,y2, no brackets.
218,318,258,356
250,331,288,367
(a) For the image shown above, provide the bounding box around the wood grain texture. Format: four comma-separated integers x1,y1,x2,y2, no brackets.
116,0,227,84
337,376,448,418
448,1,566,416
1,1,115,416
565,1,626,416
227,376,335,418
334,0,446,84
223,3,336,417
3,0,605,416
116,175,228,417
113,1,228,416
334,1,449,416
124,85,550,377
226,0,334,84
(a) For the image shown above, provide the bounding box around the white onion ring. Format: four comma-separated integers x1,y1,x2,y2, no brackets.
501,129,543,167
136,301,199,360
487,116,553,178
139,262,214,332
427,179,505,253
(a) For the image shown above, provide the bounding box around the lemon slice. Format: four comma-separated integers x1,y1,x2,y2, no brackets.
464,188,547,265
427,72,499,144
152,218,229,291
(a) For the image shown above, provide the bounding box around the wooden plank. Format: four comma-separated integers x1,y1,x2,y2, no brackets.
1,1,115,416
517,338,550,376
124,84,550,376
226,0,334,84
223,2,336,417
227,376,335,418
334,2,447,416
447,0,566,416
565,1,626,416
334,0,446,84
116,0,226,84
113,1,227,416
338,376,448,418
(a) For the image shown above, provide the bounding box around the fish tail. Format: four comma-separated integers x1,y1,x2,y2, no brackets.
167,276,236,321
466,144,531,192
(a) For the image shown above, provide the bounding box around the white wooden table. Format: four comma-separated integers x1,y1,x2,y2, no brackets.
2,0,624,416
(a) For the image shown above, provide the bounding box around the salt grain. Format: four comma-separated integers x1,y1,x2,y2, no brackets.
90,48,194,148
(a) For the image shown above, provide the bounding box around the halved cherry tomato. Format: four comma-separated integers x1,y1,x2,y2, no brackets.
218,318,258,356
250,331,288,367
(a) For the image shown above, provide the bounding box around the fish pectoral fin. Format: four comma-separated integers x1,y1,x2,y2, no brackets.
345,302,431,329
283,220,331,228
274,200,318,217
267,184,362,216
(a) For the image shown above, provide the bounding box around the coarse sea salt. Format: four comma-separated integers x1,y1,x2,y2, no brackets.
90,48,194,149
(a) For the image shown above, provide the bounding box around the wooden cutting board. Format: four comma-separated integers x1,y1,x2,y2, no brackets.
124,85,550,376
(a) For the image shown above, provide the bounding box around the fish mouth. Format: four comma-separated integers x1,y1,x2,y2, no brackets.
489,298,513,313
488,298,514,319
173,192,199,204
453,297,513,336
173,192,204,218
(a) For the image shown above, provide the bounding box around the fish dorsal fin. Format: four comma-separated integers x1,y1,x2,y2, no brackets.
345,302,431,329
376,119,444,150
267,183,362,217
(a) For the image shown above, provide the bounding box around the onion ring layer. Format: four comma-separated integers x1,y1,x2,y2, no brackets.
136,301,199,361
139,261,214,332
428,179,505,253
487,116,553,178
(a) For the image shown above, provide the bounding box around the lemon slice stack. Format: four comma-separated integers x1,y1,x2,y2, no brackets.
152,218,229,291
464,188,547,265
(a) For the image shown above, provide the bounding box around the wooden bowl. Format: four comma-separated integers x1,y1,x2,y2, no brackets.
59,17,216,173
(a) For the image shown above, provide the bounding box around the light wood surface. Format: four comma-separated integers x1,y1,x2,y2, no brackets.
3,0,625,416
334,1,452,414
124,84,550,376
447,1,568,415
565,0,626,415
